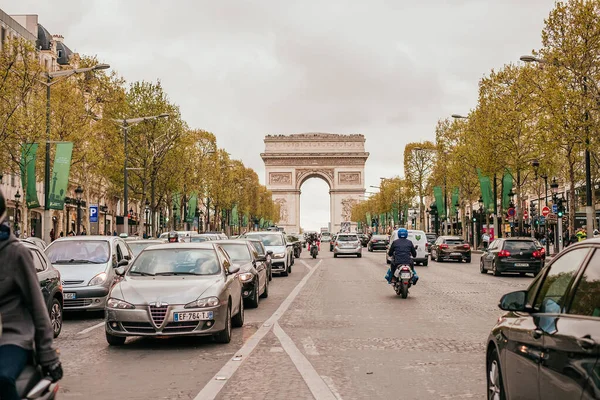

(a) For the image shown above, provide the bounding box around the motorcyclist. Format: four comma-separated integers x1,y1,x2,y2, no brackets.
387,228,419,285
0,189,62,400
307,233,320,252
167,231,179,243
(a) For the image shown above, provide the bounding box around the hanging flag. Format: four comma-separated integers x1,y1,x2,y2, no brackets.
259,217,265,228
433,186,446,218
20,144,40,209
243,213,249,227
48,142,73,210
450,187,460,216
186,193,197,223
502,169,513,209
232,205,239,226
477,169,494,212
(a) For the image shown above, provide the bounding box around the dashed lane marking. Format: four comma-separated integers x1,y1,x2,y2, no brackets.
321,376,344,400
300,259,313,270
194,260,323,400
77,322,104,335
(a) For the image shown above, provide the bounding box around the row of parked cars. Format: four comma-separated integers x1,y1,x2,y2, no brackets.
20,229,302,343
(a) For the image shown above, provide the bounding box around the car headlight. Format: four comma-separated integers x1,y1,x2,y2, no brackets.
273,253,285,258
184,296,220,309
107,298,135,309
239,272,254,282
88,272,107,286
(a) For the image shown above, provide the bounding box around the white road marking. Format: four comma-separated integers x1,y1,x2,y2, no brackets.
194,260,323,400
300,259,313,270
321,376,344,400
270,346,284,353
274,323,338,400
301,336,320,356
78,322,104,335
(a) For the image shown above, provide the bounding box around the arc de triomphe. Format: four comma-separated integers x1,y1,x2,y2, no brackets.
261,133,369,233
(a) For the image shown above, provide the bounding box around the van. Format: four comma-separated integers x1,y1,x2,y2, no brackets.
386,229,429,266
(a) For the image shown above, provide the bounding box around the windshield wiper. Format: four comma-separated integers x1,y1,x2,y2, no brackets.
128,271,155,276
52,259,94,264
154,272,200,276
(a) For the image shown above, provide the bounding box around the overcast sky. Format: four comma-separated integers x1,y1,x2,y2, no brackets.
3,0,555,231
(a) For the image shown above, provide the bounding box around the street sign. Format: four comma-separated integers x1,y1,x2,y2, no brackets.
507,207,516,217
523,210,529,219
541,206,550,217
89,205,98,223
552,204,558,213
546,213,558,224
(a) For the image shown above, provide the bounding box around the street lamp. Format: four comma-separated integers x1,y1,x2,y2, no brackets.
42,63,110,243
451,114,469,119
75,185,84,235
14,190,21,236
195,207,201,233
551,178,559,196
172,204,178,231
145,200,150,238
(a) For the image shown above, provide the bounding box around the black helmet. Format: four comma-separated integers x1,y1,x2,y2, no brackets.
0,189,6,225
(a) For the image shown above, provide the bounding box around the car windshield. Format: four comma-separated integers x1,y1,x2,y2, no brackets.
246,234,284,246
127,249,221,276
46,241,110,264
127,242,159,257
338,235,358,241
504,241,537,252
220,244,251,262
190,236,208,243
249,241,265,255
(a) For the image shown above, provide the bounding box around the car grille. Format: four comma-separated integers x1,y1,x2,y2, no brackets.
62,280,84,286
163,321,199,333
150,305,168,326
64,299,92,308
121,322,155,334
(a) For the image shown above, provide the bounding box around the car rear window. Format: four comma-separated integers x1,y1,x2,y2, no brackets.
445,239,465,245
504,241,537,252
338,235,358,241
372,235,388,240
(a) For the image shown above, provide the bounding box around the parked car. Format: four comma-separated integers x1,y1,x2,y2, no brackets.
22,237,47,251
321,233,332,242
216,240,269,308
104,242,244,346
387,229,429,266
333,233,362,258
480,237,545,276
240,231,294,276
286,234,302,258
127,239,167,257
239,237,273,280
486,239,600,400
368,235,389,251
21,240,63,338
45,236,133,311
429,236,470,263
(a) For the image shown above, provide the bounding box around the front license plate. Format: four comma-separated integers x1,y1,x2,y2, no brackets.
64,293,76,300
174,311,213,322
451,252,462,256
400,273,411,279
515,263,529,267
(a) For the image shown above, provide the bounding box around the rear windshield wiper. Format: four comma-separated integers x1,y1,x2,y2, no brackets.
128,271,155,276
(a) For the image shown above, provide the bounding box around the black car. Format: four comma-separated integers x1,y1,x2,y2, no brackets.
367,235,389,251
216,240,269,308
21,240,63,338
430,236,471,263
480,237,545,276
359,234,370,247
286,234,302,258
487,239,600,400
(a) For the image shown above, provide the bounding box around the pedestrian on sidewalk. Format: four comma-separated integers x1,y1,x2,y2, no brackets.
50,228,55,242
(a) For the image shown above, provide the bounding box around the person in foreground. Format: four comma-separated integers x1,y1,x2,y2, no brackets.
0,190,62,400
387,228,419,285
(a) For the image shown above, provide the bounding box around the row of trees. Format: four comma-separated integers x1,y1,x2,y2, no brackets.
0,38,279,233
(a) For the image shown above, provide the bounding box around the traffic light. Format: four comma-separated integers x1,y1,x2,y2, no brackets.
529,204,537,217
472,216,477,223
557,198,565,218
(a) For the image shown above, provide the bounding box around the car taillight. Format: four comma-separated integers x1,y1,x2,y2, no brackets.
463,244,470,249
425,242,429,248
498,250,511,258
440,244,449,249
533,250,544,259
372,240,378,243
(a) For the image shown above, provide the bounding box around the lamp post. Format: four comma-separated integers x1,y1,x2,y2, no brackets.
75,185,83,235
144,200,150,238
100,205,109,235
14,190,21,237
466,211,471,245
477,196,484,248
42,63,110,243
172,204,177,231
195,207,201,233
550,178,561,254
521,54,595,238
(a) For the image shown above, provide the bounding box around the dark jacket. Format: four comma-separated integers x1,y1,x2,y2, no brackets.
388,237,416,266
0,226,59,366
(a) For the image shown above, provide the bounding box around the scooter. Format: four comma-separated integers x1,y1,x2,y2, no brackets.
393,265,413,299
310,242,319,259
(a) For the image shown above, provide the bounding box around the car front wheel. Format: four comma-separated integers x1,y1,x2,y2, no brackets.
106,331,126,346
50,298,63,338
214,304,232,343
487,348,506,400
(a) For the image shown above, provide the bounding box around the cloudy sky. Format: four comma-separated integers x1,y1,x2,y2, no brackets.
4,0,555,231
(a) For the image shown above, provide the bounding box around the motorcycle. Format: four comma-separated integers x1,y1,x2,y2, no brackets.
393,265,413,299
310,242,319,259
17,365,59,399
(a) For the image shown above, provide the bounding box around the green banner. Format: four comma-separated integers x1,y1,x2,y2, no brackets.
20,144,40,209
259,217,265,228
186,193,197,223
502,169,513,209
392,203,399,224
232,205,239,226
243,213,249,227
48,142,73,210
477,169,494,213
450,187,459,216
433,186,446,218
366,212,372,227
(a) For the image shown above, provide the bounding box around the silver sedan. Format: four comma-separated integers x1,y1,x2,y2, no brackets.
105,242,244,346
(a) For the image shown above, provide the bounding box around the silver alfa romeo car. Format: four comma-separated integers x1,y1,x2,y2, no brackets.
104,242,244,346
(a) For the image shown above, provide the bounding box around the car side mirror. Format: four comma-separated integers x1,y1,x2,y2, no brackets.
228,265,240,275
499,290,528,312
117,259,129,268
267,250,274,256
257,255,267,262
115,267,126,276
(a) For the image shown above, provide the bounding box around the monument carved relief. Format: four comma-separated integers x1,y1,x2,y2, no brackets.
339,172,361,184
341,198,359,222
274,198,288,224
269,172,292,185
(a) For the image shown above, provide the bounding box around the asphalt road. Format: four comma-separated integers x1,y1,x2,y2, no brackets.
54,247,534,400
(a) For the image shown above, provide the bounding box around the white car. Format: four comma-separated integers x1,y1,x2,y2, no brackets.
386,229,429,266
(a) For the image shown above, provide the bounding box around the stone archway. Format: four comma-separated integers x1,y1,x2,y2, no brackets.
261,133,369,233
